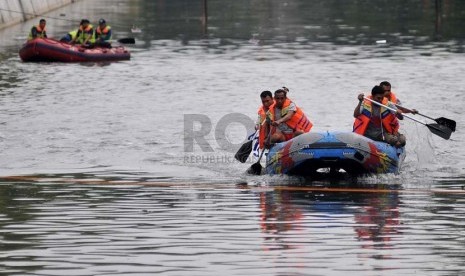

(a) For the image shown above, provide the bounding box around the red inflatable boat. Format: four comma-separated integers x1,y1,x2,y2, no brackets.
19,38,131,62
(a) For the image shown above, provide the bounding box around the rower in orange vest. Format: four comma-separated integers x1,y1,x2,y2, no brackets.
95,18,112,48
28,19,47,40
380,81,418,114
70,19,95,45
256,90,274,150
265,88,313,147
353,85,406,148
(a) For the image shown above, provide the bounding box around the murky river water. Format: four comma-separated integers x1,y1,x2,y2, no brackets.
1,0,465,275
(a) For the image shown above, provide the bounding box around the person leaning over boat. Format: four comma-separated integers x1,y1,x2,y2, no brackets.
353,85,406,148
94,18,112,48
28,19,47,40
256,90,274,150
59,29,78,43
70,19,95,46
265,88,313,147
380,81,418,114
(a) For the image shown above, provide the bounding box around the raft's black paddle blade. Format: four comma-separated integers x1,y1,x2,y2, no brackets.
435,117,456,132
234,140,253,163
117,38,136,44
427,123,452,140
247,162,263,175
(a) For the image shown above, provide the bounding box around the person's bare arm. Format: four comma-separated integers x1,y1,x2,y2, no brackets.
354,93,364,117
273,110,295,126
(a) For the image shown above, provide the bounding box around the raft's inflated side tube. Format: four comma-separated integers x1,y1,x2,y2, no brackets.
265,131,405,176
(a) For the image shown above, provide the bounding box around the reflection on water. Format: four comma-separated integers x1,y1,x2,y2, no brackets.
353,193,400,250
258,184,403,255
258,189,304,251
1,176,465,275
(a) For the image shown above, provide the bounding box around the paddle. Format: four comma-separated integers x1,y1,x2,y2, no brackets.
247,127,272,175
234,130,258,163
117,38,136,44
392,102,456,132
235,141,253,163
364,97,453,140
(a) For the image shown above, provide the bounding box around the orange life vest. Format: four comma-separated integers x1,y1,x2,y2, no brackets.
76,24,95,44
353,96,399,135
267,98,313,135
95,25,112,41
79,25,93,32
28,25,46,40
386,91,399,104
257,106,267,149
35,25,46,33
96,25,110,35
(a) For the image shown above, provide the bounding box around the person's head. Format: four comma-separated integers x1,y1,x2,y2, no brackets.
98,18,106,27
380,81,392,97
274,89,287,108
260,90,273,108
39,19,46,28
371,85,385,103
80,19,90,27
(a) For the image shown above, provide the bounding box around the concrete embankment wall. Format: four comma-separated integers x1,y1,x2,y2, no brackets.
0,0,78,30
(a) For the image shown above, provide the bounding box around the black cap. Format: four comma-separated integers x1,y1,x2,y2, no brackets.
80,19,90,25
99,18,106,25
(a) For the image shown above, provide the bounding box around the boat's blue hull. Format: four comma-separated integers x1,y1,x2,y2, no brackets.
265,131,405,176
